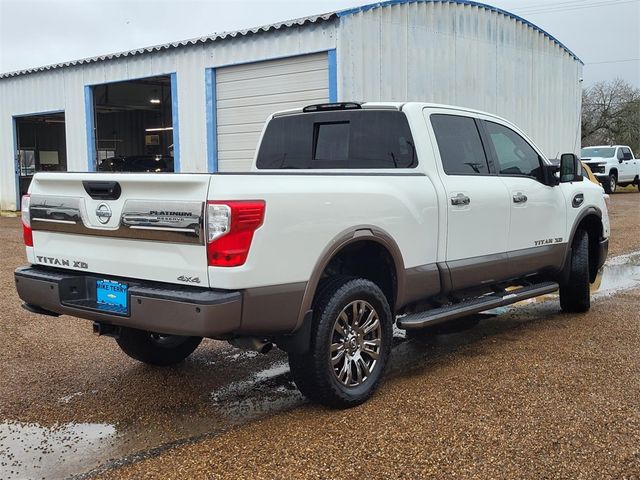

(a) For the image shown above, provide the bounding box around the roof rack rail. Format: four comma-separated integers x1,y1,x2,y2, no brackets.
302,102,362,113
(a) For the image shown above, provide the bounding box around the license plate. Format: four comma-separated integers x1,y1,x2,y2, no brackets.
96,279,128,311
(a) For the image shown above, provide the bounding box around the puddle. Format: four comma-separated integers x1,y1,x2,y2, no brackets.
210,361,304,420
0,421,117,480
593,251,640,298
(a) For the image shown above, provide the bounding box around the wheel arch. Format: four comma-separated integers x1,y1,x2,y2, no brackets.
293,226,405,332
564,207,604,283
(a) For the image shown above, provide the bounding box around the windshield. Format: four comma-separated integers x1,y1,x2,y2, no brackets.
581,147,615,158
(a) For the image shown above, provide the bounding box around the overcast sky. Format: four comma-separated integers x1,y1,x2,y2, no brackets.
0,0,638,87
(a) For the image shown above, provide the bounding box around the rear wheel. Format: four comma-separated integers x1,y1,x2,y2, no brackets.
288,277,393,408
604,172,617,194
116,327,202,366
559,230,590,313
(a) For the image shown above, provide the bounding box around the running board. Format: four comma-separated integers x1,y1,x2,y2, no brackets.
398,281,559,330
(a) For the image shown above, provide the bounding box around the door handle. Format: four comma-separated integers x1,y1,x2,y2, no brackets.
450,193,471,206
512,193,528,204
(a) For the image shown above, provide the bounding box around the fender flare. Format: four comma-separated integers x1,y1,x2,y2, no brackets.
560,206,603,281
292,225,405,333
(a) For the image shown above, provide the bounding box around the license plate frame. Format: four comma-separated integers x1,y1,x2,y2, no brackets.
96,279,128,313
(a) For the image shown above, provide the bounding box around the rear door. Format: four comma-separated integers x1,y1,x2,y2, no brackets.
620,146,638,182
427,111,511,291
28,173,211,286
480,120,567,275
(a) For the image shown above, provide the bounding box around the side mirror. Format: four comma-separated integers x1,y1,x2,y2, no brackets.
560,153,583,183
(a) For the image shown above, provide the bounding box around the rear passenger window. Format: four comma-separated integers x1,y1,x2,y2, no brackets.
256,110,417,169
430,114,490,175
484,121,542,181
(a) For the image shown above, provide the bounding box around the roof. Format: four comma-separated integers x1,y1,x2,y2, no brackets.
337,0,582,64
0,0,582,79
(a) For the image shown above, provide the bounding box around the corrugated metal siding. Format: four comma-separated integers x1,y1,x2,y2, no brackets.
336,1,582,157
0,22,336,210
216,53,329,171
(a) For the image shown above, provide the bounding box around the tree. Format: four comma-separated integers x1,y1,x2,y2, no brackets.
582,79,640,153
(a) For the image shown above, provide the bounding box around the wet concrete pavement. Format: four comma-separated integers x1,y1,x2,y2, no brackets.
0,191,639,479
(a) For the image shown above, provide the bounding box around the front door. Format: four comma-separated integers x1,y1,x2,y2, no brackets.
427,111,511,291
481,120,567,276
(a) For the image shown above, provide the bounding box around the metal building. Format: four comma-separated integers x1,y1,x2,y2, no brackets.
0,0,583,210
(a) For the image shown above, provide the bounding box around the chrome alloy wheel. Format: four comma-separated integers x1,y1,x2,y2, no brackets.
330,300,382,387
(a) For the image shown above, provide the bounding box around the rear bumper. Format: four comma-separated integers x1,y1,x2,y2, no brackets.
14,266,241,338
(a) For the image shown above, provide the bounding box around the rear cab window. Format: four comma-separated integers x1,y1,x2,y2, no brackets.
256,110,417,169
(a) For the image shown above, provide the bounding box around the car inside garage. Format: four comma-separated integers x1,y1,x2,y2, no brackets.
15,112,66,197
92,75,175,172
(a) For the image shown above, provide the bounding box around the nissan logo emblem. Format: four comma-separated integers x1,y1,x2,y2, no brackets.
96,203,112,224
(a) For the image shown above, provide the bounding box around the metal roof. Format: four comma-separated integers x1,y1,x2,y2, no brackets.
337,0,583,64
0,0,582,79
0,12,338,79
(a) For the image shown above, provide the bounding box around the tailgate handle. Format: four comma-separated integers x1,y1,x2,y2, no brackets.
83,181,122,200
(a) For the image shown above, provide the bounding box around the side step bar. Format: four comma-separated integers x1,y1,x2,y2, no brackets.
398,281,559,330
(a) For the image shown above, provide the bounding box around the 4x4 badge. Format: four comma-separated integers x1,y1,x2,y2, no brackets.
96,203,112,224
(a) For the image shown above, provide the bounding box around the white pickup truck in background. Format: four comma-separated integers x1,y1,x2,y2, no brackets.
16,102,609,408
581,145,640,193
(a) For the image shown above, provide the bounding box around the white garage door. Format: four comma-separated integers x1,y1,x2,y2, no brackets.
216,52,329,171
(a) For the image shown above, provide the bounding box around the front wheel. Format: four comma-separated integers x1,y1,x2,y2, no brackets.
116,327,202,366
559,230,590,313
288,277,393,408
604,172,617,194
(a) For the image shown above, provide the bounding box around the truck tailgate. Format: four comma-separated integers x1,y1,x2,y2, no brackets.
27,173,211,287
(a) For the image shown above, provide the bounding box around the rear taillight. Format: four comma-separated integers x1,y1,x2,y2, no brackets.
21,194,33,247
206,200,265,267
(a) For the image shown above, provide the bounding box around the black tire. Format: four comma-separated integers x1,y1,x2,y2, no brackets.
116,327,202,366
604,172,617,194
288,277,393,408
559,230,591,313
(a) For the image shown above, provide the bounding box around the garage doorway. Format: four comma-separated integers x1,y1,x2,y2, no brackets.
15,112,67,198
91,75,176,172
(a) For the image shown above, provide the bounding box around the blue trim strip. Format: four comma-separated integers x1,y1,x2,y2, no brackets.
12,117,20,207
327,49,338,103
170,73,181,172
84,86,96,172
336,0,583,65
205,69,218,172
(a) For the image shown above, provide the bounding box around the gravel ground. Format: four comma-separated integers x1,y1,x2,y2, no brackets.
0,190,639,479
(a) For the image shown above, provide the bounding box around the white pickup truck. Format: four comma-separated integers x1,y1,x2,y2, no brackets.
16,102,609,408
581,145,640,193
